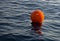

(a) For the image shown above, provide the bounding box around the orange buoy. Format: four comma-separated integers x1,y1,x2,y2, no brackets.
30,9,44,23
30,9,44,34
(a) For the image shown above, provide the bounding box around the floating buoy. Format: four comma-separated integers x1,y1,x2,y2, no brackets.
30,9,44,23
30,9,44,34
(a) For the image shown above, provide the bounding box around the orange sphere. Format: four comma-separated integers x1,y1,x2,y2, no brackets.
30,9,44,23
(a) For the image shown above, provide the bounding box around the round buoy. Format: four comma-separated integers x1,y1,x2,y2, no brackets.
30,9,44,23
30,9,44,34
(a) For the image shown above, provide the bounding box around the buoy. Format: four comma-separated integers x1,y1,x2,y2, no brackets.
30,9,44,34
31,9,44,23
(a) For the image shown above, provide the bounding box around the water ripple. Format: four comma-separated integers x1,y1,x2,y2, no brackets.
0,0,60,41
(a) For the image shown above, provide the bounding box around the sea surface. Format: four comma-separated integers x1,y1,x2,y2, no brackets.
0,0,60,41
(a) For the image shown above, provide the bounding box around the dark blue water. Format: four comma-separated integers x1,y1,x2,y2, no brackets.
0,0,60,41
